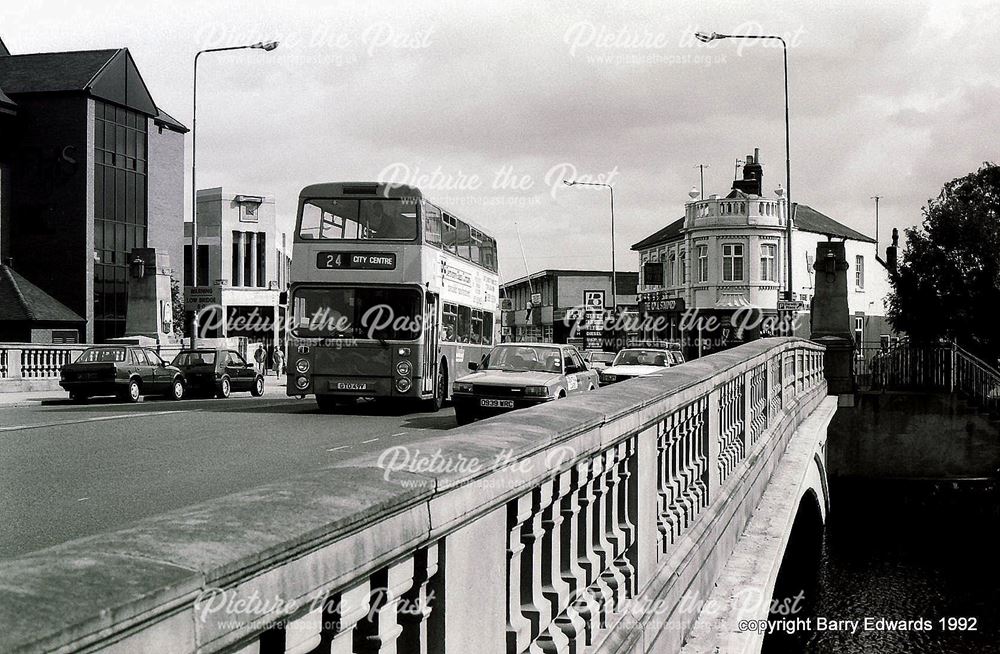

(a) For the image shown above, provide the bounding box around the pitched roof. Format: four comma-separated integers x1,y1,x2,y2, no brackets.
0,266,84,323
0,49,119,94
153,107,189,133
794,204,875,243
0,87,14,110
630,217,685,251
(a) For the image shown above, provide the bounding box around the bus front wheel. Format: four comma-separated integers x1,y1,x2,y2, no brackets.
425,362,447,412
316,394,341,413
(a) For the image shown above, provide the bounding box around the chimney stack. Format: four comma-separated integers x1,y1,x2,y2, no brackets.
886,228,899,273
732,147,763,196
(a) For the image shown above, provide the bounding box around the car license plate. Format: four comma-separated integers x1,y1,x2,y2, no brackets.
480,398,514,408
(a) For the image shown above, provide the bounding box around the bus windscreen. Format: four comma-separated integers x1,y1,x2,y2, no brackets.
292,287,422,340
299,198,418,241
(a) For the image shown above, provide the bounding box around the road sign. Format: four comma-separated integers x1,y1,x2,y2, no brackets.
583,290,605,312
184,286,219,312
531,292,542,306
777,300,805,311
500,297,513,311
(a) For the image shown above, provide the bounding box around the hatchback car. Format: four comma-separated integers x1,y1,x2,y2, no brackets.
451,342,599,425
60,346,186,403
598,345,684,385
582,350,617,372
171,348,265,398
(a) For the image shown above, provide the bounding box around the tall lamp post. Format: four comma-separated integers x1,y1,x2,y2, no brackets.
695,30,793,301
563,180,617,313
190,40,278,346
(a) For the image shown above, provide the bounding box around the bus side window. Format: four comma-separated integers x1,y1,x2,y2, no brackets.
481,237,497,272
482,311,494,345
470,229,483,265
424,202,442,248
458,305,472,343
443,214,457,254
471,309,483,344
442,303,458,341
457,221,472,260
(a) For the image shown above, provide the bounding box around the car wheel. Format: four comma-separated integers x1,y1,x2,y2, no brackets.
167,378,185,401
588,385,596,391
121,378,141,403
216,376,231,399
557,390,567,399
425,364,446,412
251,376,265,397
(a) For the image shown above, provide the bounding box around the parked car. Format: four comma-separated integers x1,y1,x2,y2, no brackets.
59,345,185,403
171,348,265,398
582,350,617,372
598,344,685,385
451,342,600,425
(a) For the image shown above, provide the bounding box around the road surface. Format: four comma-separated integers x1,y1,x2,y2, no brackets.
0,393,455,559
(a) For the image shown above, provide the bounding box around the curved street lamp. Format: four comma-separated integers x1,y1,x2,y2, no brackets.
563,180,617,313
190,41,279,346
695,30,793,302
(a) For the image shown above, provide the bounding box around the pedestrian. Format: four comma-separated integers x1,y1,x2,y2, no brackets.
273,347,285,377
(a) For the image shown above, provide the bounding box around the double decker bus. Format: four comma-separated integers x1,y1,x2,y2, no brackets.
285,182,499,411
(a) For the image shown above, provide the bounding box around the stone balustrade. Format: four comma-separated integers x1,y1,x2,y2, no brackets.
0,337,827,654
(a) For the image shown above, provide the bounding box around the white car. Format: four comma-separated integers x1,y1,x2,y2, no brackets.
598,347,684,385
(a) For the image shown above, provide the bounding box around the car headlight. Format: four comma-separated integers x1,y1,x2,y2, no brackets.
601,374,617,383
396,360,412,377
295,375,310,390
453,381,473,394
395,377,412,393
295,358,311,374
523,385,549,397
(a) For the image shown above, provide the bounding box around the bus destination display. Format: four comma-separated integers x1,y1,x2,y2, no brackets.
316,252,397,270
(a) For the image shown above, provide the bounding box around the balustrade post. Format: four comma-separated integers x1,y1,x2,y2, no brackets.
635,424,659,586
560,462,598,648
355,558,415,654
507,493,535,654
329,581,372,654
706,386,723,512
283,605,323,654
576,459,613,631
398,544,439,654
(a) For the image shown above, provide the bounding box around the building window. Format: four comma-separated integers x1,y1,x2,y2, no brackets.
667,254,676,286
94,100,148,342
184,244,210,287
257,232,267,287
722,243,745,282
643,260,663,286
679,250,687,284
760,243,777,282
854,316,865,346
698,245,709,283
244,233,254,286
231,232,242,286
855,255,865,288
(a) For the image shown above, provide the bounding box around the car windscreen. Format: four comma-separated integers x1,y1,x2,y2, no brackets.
76,347,126,363
591,353,616,363
480,345,563,373
299,198,418,240
612,349,670,366
292,287,421,340
172,351,217,366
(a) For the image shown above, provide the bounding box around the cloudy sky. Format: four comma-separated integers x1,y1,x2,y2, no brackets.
5,0,999,280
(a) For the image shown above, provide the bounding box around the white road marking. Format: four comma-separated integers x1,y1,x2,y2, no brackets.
76,497,90,502
361,438,380,444
392,432,406,437
0,410,184,432
327,445,350,452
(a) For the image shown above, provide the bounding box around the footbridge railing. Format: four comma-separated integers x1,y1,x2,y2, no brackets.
0,337,827,654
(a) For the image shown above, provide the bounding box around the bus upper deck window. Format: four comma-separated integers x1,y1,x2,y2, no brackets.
424,203,442,248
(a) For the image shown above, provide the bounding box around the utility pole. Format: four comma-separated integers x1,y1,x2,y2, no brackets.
694,164,710,200
871,195,881,253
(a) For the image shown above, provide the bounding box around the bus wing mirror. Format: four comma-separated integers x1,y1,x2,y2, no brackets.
279,291,288,305
468,361,478,371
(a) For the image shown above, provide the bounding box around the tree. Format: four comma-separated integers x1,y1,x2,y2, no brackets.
887,162,1000,361
171,277,186,340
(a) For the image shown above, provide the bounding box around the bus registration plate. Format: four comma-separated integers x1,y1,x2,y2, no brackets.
480,398,514,408
317,252,396,270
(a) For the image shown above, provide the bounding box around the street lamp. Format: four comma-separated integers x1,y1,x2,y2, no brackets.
563,179,617,313
190,40,278,346
695,30,793,301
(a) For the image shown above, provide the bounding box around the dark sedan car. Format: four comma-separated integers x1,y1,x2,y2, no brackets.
451,342,599,425
59,346,185,403
171,348,264,398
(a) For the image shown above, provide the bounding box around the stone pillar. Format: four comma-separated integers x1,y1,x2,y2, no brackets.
249,232,258,288
234,231,244,287
125,248,175,343
811,241,855,395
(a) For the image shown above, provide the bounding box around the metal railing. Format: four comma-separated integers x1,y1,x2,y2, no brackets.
856,339,1000,413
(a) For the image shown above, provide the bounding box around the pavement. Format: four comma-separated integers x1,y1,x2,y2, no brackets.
0,377,457,559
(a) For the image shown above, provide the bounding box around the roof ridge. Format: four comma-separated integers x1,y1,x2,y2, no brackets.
1,265,34,321
0,47,120,59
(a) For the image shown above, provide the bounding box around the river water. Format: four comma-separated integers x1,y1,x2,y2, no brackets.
762,479,1000,653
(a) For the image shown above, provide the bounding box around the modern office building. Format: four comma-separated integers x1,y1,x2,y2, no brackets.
184,187,291,352
0,38,187,342
632,149,892,358
500,269,638,346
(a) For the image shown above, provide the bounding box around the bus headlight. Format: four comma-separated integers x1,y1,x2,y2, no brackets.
453,381,473,394
395,360,412,377
295,358,311,374
295,376,310,390
524,385,550,397
397,347,411,356
395,377,412,393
